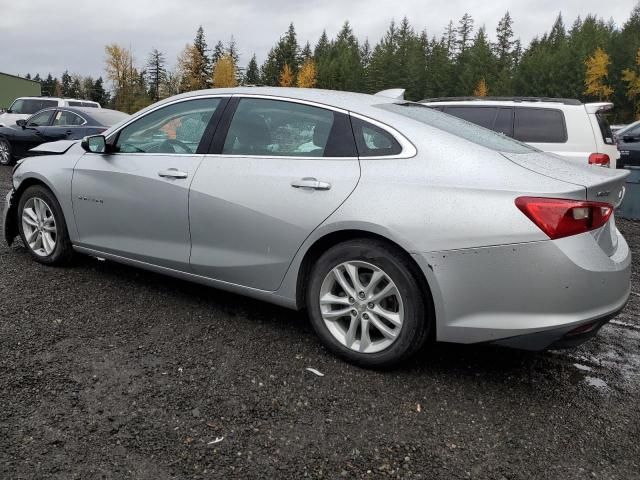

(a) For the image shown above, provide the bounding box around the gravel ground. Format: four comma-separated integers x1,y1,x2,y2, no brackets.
0,165,639,480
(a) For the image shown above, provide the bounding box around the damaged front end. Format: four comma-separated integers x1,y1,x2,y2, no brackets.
3,189,18,246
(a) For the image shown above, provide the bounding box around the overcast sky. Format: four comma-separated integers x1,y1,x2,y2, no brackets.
0,0,636,83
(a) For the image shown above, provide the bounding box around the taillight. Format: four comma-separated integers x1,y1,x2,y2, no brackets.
515,197,613,240
588,153,610,167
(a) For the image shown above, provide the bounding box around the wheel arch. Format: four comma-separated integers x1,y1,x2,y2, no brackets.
5,176,67,246
294,228,436,329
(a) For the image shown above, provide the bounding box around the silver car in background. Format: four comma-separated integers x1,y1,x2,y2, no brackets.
3,87,631,367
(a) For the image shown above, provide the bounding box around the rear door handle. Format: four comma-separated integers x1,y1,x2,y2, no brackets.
158,168,188,179
291,177,331,190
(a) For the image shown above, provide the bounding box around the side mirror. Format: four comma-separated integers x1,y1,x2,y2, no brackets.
81,135,108,153
16,119,26,128
623,135,639,143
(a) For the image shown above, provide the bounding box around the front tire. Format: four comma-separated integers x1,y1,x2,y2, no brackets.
17,185,74,265
306,239,431,368
0,138,13,166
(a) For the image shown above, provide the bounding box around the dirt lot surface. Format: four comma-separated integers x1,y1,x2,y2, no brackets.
0,165,638,479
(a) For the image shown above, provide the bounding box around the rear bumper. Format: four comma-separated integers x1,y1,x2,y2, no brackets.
488,303,626,350
413,226,631,347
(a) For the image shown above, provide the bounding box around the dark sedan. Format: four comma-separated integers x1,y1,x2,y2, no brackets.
0,107,129,166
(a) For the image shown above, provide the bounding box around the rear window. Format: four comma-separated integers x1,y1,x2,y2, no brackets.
379,103,534,154
443,106,497,129
88,110,129,126
596,113,614,145
351,117,402,157
9,99,58,114
514,108,567,143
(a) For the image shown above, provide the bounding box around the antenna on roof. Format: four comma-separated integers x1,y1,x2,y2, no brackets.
375,89,405,100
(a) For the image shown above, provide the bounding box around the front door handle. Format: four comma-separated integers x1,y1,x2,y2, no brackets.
158,168,188,179
291,177,331,190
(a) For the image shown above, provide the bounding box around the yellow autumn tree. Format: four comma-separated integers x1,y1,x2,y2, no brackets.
584,47,614,101
279,64,295,87
473,78,488,97
177,43,208,92
297,59,317,88
212,55,237,88
622,48,640,118
104,44,138,112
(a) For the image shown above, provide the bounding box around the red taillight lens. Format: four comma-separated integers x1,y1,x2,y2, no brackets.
515,197,613,240
588,153,610,167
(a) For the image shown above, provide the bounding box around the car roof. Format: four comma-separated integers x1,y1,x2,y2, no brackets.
14,97,99,103
138,87,400,117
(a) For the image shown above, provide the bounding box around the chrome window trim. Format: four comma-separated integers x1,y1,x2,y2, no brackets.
349,112,417,160
52,109,88,127
103,92,416,160
26,108,58,126
202,154,355,161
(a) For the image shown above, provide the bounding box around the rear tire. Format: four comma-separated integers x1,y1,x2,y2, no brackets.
0,138,13,166
306,239,431,368
17,185,74,265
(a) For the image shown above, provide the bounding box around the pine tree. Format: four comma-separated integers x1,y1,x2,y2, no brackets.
493,11,516,94
260,23,300,85
192,26,211,87
301,42,313,61
33,73,41,82
211,41,225,66
245,54,260,85
61,71,72,97
585,47,614,100
146,48,167,101
91,77,109,105
456,13,474,55
314,30,331,60
42,74,55,96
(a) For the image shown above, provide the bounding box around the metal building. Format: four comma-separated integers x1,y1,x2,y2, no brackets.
0,72,41,109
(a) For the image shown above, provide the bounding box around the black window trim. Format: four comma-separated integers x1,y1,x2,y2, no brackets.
514,106,568,144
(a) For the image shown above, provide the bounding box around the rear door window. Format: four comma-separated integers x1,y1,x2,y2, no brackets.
443,106,497,130
53,110,85,126
514,108,567,143
221,98,356,157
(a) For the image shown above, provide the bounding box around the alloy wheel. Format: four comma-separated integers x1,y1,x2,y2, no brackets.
21,197,57,257
319,261,405,354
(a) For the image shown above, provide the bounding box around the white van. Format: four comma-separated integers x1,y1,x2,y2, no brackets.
421,97,619,168
0,97,101,127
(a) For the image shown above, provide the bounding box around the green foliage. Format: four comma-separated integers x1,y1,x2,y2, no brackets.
261,23,300,85
245,54,260,85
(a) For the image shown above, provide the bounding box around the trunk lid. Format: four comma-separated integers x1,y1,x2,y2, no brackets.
502,151,628,256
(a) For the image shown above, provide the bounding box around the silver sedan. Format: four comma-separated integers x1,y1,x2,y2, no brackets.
3,88,631,367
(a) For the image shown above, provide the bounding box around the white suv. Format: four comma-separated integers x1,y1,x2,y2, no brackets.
421,97,619,168
0,97,101,127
